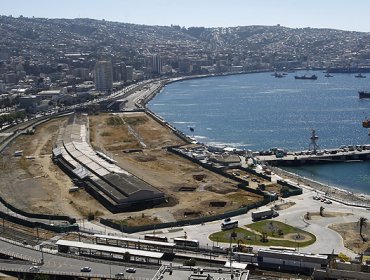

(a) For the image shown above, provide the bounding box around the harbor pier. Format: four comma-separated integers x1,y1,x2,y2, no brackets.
255,145,370,166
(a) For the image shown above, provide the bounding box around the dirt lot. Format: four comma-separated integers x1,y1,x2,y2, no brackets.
89,113,263,224
0,112,263,225
0,117,105,217
329,221,370,254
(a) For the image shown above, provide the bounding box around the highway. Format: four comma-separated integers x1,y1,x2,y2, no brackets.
0,239,157,278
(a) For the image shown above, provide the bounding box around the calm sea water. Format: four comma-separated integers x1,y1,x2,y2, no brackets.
148,71,370,194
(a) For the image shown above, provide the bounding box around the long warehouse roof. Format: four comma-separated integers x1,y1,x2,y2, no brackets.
94,234,176,247
56,240,164,259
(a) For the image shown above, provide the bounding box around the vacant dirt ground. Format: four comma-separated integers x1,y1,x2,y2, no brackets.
306,211,353,220
329,222,370,253
0,117,106,217
90,113,263,224
0,112,263,225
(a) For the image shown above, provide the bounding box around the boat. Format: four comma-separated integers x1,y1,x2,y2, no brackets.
274,72,284,78
355,73,366,78
363,118,370,128
294,74,318,80
359,91,370,99
325,73,333,77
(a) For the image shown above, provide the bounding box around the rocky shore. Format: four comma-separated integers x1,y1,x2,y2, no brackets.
270,166,370,208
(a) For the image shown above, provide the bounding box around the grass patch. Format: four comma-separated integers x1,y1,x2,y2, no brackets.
248,220,305,237
106,116,124,126
225,192,259,205
18,156,31,170
113,214,162,227
209,220,316,248
123,116,148,126
100,131,112,137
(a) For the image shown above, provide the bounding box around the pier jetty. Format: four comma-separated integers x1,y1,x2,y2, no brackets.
256,145,370,166
256,130,370,166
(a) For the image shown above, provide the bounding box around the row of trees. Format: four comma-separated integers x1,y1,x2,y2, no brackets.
0,95,19,109
0,111,26,128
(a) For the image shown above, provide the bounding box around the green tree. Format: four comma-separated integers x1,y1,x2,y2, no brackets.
33,274,50,280
261,232,268,243
87,212,95,221
183,258,196,266
359,217,368,242
123,251,130,262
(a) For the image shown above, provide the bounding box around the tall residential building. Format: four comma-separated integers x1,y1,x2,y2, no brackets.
152,54,162,74
94,61,113,92
113,62,127,82
125,66,134,81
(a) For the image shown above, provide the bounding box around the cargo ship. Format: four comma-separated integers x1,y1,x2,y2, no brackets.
294,74,318,80
359,91,370,99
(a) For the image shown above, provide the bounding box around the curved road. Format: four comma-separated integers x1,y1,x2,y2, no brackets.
134,187,369,258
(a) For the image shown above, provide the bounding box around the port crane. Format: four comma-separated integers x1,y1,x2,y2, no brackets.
309,129,320,154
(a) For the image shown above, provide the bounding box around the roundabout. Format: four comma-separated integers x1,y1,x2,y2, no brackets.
209,220,316,248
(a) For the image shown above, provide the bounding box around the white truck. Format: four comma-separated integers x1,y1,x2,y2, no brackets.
251,209,279,221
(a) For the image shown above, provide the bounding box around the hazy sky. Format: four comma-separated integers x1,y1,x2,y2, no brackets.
3,0,370,32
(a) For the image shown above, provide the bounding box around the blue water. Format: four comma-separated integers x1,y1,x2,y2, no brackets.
148,71,370,194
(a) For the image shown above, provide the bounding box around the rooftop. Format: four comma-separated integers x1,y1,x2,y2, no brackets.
156,266,249,280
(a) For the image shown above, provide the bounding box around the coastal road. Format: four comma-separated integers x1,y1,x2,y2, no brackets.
123,81,163,109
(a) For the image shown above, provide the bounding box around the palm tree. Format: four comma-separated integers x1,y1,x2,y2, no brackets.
359,217,367,242
319,206,325,217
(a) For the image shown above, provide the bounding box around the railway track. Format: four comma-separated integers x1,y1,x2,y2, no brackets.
0,220,55,246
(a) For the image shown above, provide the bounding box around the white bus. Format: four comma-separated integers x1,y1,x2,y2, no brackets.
221,220,238,230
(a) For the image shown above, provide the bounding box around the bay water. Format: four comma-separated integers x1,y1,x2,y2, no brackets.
148,71,370,194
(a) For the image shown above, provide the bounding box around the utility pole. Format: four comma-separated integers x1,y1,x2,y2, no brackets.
40,244,44,265
229,231,237,279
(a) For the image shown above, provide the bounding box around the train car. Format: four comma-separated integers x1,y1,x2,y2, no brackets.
144,234,168,243
257,249,329,275
173,238,199,249
233,251,256,263
269,246,296,252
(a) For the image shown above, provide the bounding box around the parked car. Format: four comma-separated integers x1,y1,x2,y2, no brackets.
115,272,125,278
29,266,40,272
80,267,92,272
126,267,136,273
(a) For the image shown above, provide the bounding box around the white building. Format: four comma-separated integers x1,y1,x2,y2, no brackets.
94,61,113,92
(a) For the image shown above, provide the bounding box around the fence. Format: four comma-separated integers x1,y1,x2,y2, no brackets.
100,196,271,234
0,211,78,233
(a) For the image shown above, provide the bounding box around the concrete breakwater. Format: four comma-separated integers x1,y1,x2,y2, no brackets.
256,146,370,166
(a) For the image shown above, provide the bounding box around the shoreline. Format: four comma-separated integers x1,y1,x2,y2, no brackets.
270,166,370,208
140,73,370,208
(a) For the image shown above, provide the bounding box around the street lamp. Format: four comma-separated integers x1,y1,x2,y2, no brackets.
229,230,237,279
40,244,44,265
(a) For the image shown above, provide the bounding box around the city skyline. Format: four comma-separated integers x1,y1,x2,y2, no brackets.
3,0,370,32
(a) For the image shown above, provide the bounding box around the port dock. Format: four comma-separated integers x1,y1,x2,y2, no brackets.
256,145,370,166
